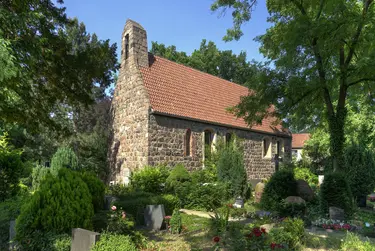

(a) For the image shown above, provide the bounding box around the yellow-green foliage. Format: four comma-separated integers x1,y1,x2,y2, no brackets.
340,232,375,251
91,232,137,251
51,147,79,174
0,133,24,201
293,167,318,187
166,164,191,191
131,165,169,193
16,168,94,241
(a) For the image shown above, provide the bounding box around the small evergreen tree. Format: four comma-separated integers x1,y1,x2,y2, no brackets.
50,147,79,175
320,172,354,217
16,168,94,246
217,137,247,198
344,143,375,204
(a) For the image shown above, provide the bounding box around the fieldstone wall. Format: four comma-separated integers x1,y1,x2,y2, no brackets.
109,20,150,183
147,114,292,180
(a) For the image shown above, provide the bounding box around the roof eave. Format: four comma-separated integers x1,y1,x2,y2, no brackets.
150,110,291,138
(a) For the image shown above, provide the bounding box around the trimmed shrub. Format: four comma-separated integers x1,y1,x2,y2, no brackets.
185,182,230,211
278,199,306,218
114,193,179,225
91,232,137,251
344,144,375,204
51,147,79,175
16,168,94,246
217,138,248,198
166,164,191,191
80,172,105,212
320,172,354,217
31,164,50,191
131,165,169,194
260,170,297,211
0,134,24,201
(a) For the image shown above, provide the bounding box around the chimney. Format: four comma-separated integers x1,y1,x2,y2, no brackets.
121,19,149,68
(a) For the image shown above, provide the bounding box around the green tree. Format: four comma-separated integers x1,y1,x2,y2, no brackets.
217,137,248,198
51,147,79,175
212,0,375,171
0,1,118,130
150,40,256,85
0,133,24,201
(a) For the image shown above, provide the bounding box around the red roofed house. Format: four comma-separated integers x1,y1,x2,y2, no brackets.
291,133,310,161
109,20,292,184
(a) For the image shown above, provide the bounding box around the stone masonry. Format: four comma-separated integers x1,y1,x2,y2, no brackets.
109,19,292,184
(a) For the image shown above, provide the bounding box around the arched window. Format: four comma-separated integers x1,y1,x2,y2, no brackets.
263,137,272,158
225,133,232,145
204,129,213,160
185,129,192,156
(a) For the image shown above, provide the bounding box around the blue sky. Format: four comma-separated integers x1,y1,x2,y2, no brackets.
61,0,270,62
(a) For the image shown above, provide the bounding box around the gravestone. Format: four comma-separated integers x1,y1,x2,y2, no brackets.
144,205,165,230
104,195,118,210
285,196,306,205
9,220,16,250
318,175,324,186
71,228,100,251
296,180,315,201
329,207,345,221
233,197,244,208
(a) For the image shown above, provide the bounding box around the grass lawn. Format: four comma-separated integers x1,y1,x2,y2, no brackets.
141,214,213,251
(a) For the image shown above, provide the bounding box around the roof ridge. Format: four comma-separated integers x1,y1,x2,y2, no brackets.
149,54,250,91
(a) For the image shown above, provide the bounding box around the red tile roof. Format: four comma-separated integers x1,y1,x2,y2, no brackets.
140,55,289,135
292,133,310,149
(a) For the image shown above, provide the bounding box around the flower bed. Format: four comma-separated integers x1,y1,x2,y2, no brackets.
312,218,355,231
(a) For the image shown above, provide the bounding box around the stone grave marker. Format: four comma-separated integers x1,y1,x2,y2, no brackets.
9,220,16,250
318,175,324,186
104,195,117,210
144,205,165,230
329,207,345,221
71,228,100,251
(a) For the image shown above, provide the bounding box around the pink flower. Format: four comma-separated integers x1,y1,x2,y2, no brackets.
122,211,126,219
111,205,117,211
164,216,171,219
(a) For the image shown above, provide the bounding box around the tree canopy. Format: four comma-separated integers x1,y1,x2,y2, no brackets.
151,39,256,85
0,0,118,131
212,0,375,170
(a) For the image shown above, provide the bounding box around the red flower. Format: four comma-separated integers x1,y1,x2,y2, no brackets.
212,236,220,243
261,227,267,234
271,243,277,249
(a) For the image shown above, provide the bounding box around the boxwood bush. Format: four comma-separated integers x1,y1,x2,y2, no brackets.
16,168,94,249
260,170,298,212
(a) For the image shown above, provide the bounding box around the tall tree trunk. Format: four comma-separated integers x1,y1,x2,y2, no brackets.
327,107,347,172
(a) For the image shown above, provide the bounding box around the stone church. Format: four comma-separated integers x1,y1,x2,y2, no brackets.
109,19,292,185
